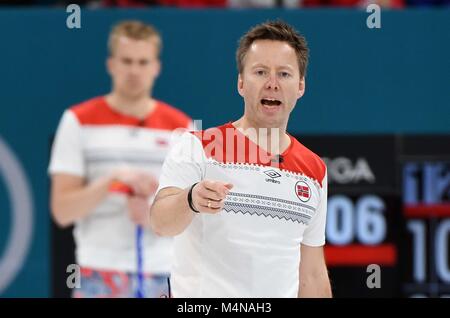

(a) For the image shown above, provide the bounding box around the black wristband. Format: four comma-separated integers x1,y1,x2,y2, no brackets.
187,182,200,213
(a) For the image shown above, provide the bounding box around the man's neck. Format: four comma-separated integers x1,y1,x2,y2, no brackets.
232,117,291,155
105,92,155,120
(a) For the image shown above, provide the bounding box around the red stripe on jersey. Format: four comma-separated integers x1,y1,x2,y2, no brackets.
70,96,191,130
191,123,326,186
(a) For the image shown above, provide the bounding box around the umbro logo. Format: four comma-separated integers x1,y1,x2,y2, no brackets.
264,170,281,179
264,170,281,184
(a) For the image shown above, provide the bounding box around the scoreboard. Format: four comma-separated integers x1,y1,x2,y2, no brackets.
401,136,450,297
298,135,450,298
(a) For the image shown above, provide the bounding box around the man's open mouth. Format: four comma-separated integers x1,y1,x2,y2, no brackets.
261,98,282,106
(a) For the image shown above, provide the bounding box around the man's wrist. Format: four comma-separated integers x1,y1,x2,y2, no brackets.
187,182,200,213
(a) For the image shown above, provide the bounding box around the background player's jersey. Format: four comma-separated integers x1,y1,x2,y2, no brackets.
157,123,328,297
49,96,192,273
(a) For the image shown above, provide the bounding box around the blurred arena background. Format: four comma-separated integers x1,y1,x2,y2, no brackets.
0,0,449,298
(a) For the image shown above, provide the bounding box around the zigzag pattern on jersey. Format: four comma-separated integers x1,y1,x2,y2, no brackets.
228,192,316,213
223,192,314,224
223,203,311,225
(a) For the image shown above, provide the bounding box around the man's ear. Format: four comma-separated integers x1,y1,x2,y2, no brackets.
297,76,306,99
237,73,244,97
106,57,113,76
153,59,161,78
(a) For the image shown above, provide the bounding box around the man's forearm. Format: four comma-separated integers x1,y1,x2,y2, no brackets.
51,175,113,227
150,188,195,237
298,273,332,298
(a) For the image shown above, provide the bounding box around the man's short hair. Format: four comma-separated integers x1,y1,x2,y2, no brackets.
236,20,309,78
108,20,162,57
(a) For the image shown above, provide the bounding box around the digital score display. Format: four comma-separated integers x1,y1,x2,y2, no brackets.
402,161,450,297
299,135,450,297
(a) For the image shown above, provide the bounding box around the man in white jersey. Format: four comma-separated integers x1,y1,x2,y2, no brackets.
150,21,331,297
49,20,192,298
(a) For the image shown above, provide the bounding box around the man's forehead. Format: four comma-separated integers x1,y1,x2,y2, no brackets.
248,40,296,55
245,40,298,69
116,35,156,47
113,36,158,57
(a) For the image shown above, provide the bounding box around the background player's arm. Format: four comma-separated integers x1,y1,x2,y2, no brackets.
51,168,158,228
50,173,114,228
298,244,332,298
150,180,232,236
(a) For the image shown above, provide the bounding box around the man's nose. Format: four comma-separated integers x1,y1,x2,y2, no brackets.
129,62,140,75
265,73,280,91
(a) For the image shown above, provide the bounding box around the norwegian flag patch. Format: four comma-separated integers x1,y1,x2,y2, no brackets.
295,181,311,202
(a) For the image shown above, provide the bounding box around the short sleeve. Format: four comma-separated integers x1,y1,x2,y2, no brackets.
157,132,207,192
48,110,85,177
302,171,328,247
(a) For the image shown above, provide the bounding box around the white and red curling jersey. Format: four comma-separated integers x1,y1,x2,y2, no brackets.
157,122,328,297
48,96,192,273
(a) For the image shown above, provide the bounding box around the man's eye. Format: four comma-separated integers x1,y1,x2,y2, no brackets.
279,72,291,78
256,70,266,76
140,60,149,66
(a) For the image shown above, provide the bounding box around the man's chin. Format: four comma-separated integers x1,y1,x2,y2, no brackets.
121,89,148,100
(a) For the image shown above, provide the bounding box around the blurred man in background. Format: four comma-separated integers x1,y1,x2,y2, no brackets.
49,20,192,298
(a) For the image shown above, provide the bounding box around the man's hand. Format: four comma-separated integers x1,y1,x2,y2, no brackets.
127,195,151,227
191,180,233,214
108,167,159,227
112,167,159,198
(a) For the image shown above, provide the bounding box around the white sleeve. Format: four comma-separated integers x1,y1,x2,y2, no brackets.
302,171,328,247
48,110,85,177
157,132,207,192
